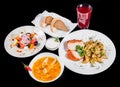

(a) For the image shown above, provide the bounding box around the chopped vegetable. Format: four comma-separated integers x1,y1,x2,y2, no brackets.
76,45,85,57
13,32,39,49
29,44,34,49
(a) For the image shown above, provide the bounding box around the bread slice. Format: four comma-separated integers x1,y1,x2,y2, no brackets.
50,18,69,32
66,40,85,61
41,16,53,28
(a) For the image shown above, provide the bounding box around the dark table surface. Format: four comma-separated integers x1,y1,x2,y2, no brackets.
1,0,119,86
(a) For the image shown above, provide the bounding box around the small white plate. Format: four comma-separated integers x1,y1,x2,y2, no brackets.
32,10,77,38
28,52,64,83
45,37,60,51
58,29,116,75
4,26,46,58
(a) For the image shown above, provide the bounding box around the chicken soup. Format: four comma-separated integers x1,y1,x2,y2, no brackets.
32,56,61,81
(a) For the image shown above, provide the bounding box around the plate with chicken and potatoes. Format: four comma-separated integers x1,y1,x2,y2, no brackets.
58,29,116,75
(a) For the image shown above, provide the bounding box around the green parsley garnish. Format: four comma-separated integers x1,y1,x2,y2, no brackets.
76,45,85,57
54,37,60,42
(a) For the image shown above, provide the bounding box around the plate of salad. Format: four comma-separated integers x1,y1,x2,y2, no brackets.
4,26,46,58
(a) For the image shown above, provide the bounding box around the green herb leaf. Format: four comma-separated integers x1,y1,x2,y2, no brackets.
54,37,60,42
89,37,93,40
76,45,85,57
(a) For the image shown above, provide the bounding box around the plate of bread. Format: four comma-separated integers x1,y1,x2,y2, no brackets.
32,10,77,38
58,29,116,75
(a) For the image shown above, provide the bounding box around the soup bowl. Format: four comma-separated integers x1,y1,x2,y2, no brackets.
28,52,64,83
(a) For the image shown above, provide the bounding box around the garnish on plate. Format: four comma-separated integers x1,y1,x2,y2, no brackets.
76,45,85,57
54,37,60,42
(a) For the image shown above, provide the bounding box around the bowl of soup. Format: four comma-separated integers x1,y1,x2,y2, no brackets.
28,52,64,83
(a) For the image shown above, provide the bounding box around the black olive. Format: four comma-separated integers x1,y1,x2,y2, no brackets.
34,41,38,46
27,38,31,41
16,43,20,48
26,33,31,36
27,44,30,48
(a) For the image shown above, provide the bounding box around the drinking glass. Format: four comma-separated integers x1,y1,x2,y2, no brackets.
76,3,92,29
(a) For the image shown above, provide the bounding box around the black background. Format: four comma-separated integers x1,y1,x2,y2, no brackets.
1,0,119,86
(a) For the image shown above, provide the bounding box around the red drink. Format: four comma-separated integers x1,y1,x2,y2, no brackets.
76,3,92,29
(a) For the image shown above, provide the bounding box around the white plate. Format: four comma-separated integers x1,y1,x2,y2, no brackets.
58,29,116,75
28,52,64,83
32,10,77,38
4,26,46,58
45,37,60,51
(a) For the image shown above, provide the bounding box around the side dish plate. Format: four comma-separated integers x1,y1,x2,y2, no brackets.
4,26,46,58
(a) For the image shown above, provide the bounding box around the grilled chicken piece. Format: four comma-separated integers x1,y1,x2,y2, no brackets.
67,50,82,61
66,40,84,50
66,40,85,61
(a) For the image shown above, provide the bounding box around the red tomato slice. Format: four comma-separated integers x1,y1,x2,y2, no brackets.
19,43,25,49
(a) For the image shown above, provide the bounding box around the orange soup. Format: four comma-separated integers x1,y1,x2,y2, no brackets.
32,56,61,81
